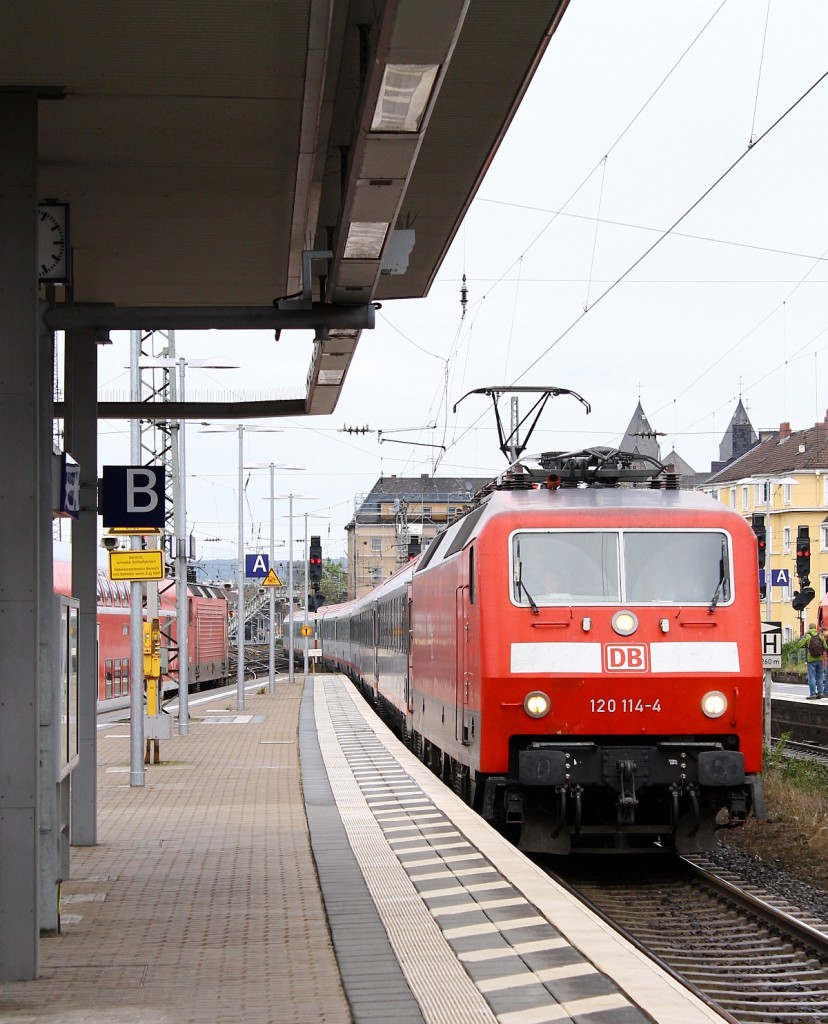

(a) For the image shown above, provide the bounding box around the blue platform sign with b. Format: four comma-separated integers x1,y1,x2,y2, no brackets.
100,465,166,528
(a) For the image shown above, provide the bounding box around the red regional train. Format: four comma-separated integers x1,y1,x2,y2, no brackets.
54,545,231,712
316,448,766,856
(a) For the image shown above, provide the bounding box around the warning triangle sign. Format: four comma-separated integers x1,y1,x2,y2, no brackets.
261,568,283,587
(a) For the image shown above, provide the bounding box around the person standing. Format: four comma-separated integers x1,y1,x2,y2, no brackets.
797,623,828,699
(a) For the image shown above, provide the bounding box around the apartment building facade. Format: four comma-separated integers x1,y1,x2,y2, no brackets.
345,474,490,598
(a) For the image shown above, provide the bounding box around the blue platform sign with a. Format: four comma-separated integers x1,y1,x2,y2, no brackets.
245,553,270,578
771,568,790,587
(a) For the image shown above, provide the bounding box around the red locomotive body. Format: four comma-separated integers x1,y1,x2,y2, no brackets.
319,451,765,855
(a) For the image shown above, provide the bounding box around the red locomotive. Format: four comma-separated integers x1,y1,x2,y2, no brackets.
54,545,230,711
317,448,765,855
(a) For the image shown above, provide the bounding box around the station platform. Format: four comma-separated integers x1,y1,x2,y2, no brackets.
0,675,730,1024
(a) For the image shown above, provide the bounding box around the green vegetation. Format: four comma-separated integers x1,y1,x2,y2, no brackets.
765,736,828,792
763,736,828,857
780,639,806,676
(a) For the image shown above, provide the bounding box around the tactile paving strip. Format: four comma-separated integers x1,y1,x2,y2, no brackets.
311,675,654,1024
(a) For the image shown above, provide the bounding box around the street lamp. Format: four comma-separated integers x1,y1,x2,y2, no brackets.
737,476,798,623
247,463,306,693
200,423,282,710
138,356,237,734
273,496,319,683
300,511,329,672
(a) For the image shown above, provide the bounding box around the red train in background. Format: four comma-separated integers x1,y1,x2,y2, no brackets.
54,544,231,711
316,447,766,856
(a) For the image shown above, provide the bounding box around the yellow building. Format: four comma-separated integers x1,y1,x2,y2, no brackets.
701,417,828,642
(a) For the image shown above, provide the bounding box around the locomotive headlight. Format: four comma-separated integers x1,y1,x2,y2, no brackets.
524,691,551,718
612,610,638,636
701,690,728,718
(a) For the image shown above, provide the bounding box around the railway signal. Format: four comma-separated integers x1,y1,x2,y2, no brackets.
750,514,766,569
309,535,322,590
792,586,815,611
795,526,811,583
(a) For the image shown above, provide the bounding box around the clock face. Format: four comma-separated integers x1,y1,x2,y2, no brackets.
38,204,70,283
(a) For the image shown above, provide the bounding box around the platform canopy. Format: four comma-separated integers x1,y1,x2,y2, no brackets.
3,0,570,413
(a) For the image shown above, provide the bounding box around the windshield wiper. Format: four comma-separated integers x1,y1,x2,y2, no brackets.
518,577,539,615
514,539,539,614
709,543,729,613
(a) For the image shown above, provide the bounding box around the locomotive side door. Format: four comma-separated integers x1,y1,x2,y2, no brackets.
455,585,471,745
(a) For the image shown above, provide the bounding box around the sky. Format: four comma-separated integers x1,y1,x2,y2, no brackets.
87,1,828,572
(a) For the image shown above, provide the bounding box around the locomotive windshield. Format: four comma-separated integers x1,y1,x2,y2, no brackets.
512,529,731,606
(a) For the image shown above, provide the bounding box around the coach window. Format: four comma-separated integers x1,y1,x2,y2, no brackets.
114,659,122,696
105,659,113,699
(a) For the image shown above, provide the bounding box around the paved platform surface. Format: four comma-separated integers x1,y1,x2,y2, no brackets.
0,681,350,1024
0,675,729,1024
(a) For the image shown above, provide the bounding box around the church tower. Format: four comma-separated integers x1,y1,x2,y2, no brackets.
619,401,661,460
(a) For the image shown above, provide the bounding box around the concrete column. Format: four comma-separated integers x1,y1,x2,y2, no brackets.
37,308,59,934
0,91,40,980
65,328,98,845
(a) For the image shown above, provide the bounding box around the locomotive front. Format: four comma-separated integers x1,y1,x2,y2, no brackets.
473,488,765,855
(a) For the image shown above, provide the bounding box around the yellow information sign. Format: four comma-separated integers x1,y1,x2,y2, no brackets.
107,526,162,536
299,625,313,637
260,568,283,587
108,549,165,581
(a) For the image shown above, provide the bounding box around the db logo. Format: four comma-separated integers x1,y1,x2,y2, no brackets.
605,644,648,671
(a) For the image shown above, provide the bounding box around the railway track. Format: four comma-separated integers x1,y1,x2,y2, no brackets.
546,854,828,1023
772,736,828,768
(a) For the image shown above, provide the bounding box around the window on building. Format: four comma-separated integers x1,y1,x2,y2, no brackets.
741,486,749,511
370,537,382,551
729,488,736,509
783,483,792,505
822,574,828,598
754,484,763,505
822,524,828,552
421,506,432,519
783,526,791,555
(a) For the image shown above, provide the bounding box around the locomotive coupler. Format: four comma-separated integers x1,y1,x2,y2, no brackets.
551,786,568,839
503,787,524,825
669,784,681,828
571,784,582,834
685,785,701,836
617,759,638,824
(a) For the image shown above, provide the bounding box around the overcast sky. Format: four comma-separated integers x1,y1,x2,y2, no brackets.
90,1,828,569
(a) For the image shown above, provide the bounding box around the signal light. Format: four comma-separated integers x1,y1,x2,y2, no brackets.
309,534,323,590
795,526,811,582
750,513,766,571
792,587,816,611
407,537,421,561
